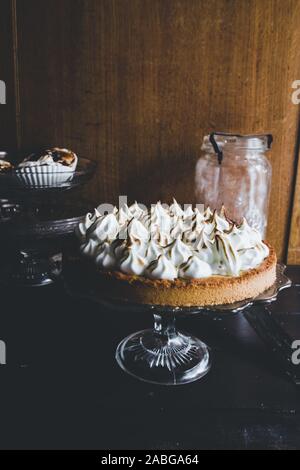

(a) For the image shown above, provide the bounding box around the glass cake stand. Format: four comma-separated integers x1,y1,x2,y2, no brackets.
0,157,97,286
65,262,292,386
0,202,92,286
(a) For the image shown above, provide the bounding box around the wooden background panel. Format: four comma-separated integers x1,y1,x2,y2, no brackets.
288,138,300,264
14,0,300,260
0,0,19,153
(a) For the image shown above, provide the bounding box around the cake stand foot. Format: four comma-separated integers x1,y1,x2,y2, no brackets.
0,250,62,287
116,313,211,385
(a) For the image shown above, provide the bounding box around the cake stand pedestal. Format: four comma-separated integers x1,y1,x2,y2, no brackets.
64,262,292,385
4,248,62,287
116,311,211,385
0,200,95,287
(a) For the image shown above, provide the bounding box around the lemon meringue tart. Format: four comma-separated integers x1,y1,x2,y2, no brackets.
76,201,277,306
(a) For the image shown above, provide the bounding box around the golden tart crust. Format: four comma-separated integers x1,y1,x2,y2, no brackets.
95,245,277,306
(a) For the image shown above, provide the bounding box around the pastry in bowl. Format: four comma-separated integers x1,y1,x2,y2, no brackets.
76,201,277,306
15,147,78,188
0,159,13,172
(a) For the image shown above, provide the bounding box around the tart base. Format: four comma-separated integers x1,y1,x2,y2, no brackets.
95,246,277,306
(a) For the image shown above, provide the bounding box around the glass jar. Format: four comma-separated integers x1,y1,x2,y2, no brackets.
195,132,272,237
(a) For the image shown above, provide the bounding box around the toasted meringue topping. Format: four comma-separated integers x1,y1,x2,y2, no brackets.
166,238,192,266
179,256,212,279
144,240,164,264
127,218,149,242
119,248,146,275
215,233,241,276
77,200,270,279
169,198,184,216
19,148,78,168
95,242,116,269
146,255,178,280
88,213,119,242
129,201,146,219
118,205,132,225
80,238,99,258
0,159,13,171
75,209,101,242
183,205,194,219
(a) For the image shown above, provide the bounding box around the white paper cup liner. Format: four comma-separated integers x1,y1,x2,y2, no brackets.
14,158,78,188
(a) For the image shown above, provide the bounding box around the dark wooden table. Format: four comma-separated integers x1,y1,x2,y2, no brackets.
0,266,299,450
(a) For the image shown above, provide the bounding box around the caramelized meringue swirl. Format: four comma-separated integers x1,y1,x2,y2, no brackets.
77,200,270,280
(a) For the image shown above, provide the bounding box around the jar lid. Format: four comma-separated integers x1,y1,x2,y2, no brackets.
202,132,273,163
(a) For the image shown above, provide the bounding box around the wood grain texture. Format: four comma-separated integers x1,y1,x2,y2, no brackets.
0,0,19,153
10,0,300,259
288,132,300,264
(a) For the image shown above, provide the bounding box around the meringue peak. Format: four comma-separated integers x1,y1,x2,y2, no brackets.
146,254,178,280
77,201,269,279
